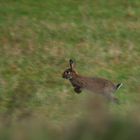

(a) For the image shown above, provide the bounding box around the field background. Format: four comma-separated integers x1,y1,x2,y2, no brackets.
0,0,140,139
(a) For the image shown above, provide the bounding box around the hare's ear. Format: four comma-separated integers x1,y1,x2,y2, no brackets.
69,59,74,70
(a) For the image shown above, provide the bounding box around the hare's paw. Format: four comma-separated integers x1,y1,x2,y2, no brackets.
113,97,120,104
74,87,82,94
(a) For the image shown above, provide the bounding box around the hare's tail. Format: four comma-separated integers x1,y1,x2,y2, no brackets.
116,83,123,90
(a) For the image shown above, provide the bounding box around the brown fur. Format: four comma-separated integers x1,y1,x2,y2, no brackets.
62,59,122,103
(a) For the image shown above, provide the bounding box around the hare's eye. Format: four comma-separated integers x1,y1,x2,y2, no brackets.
66,71,70,74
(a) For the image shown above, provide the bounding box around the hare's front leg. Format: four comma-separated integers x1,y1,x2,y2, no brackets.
74,86,82,94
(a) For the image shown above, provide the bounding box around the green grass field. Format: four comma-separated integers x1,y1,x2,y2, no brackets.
0,0,140,139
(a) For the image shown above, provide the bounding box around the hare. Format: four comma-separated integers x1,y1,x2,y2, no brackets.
62,59,123,103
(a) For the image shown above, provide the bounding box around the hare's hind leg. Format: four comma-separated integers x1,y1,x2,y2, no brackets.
104,93,119,104
112,96,119,104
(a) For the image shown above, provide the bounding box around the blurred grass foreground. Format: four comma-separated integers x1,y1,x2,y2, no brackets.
0,0,140,139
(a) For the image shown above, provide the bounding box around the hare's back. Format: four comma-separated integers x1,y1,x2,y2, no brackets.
85,77,116,93
91,77,115,87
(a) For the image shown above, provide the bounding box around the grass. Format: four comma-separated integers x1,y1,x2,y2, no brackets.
0,0,140,139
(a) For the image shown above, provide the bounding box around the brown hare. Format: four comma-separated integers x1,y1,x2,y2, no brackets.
62,59,123,103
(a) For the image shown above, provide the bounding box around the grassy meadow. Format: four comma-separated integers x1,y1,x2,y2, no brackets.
0,0,140,139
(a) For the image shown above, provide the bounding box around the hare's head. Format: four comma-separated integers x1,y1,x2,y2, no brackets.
62,59,77,80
